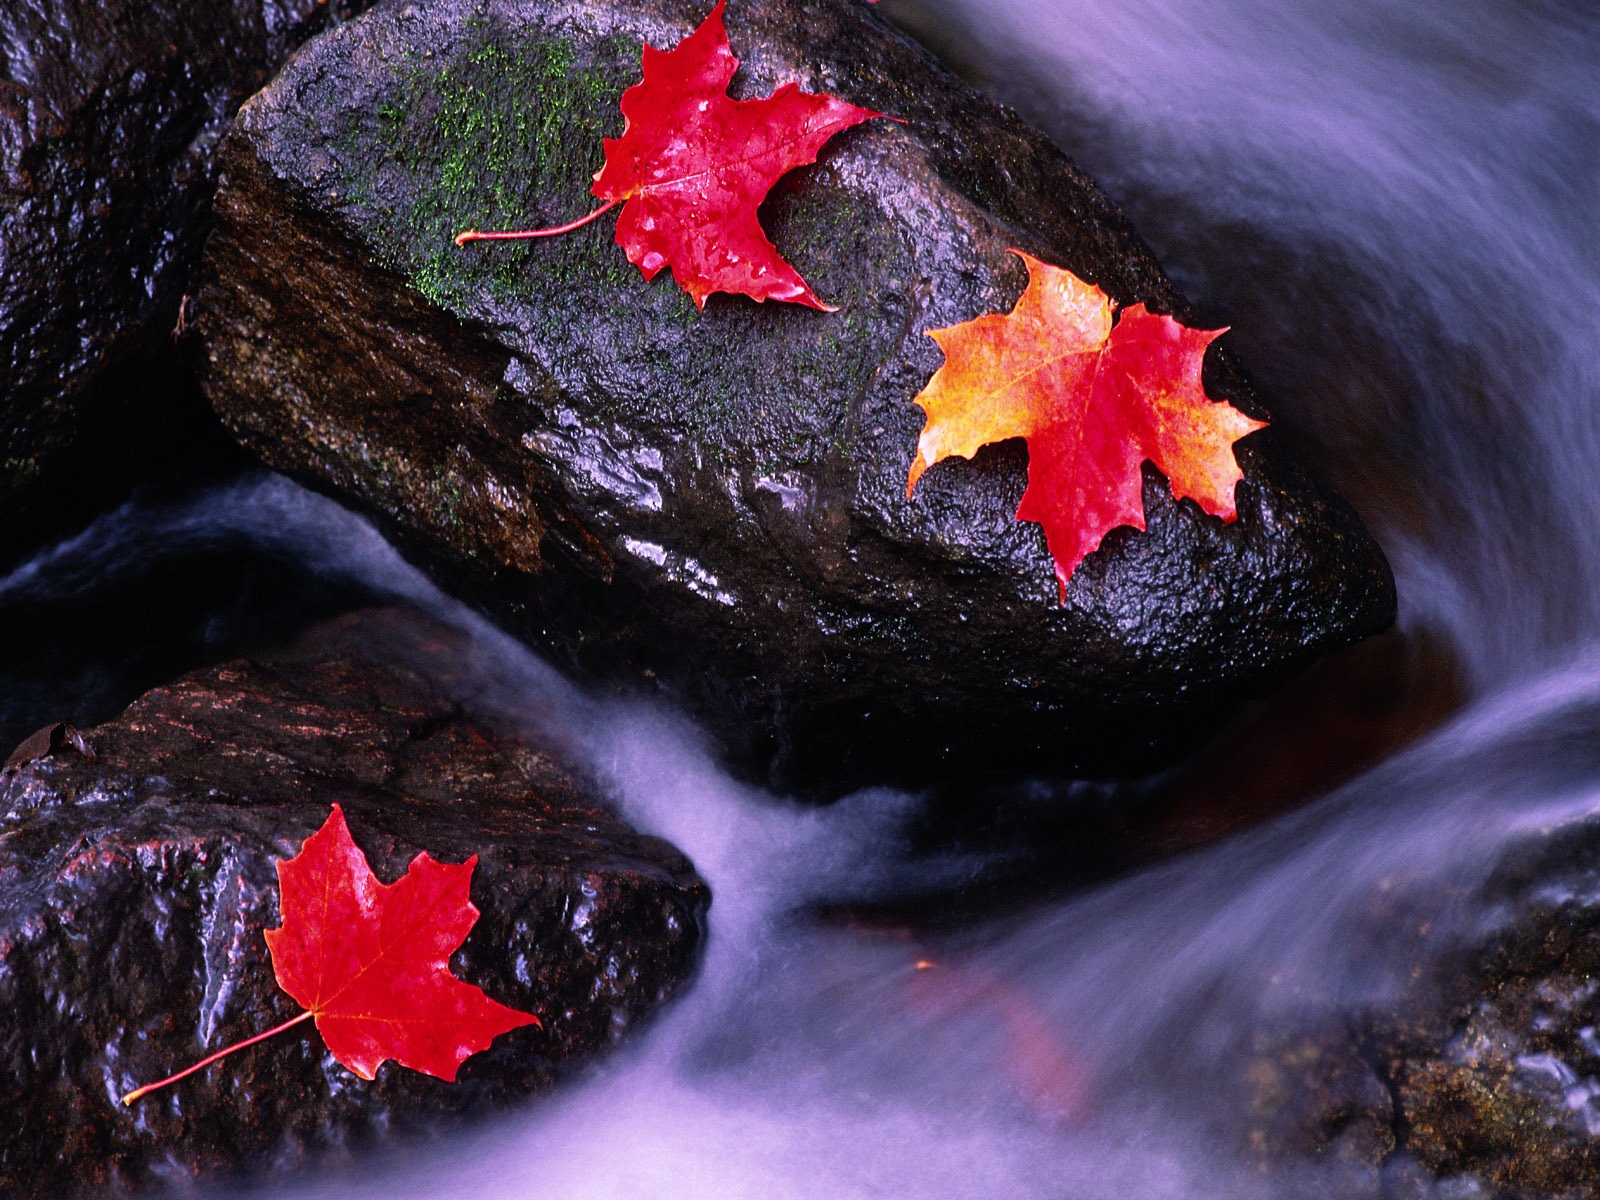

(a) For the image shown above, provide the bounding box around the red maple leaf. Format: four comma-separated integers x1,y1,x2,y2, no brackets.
455,0,889,310
123,805,538,1103
907,251,1267,600
263,803,539,1081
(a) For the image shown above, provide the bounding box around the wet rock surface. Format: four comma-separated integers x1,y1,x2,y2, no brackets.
0,0,374,567
1249,815,1600,1199
0,606,708,1198
199,0,1394,791
0,473,400,757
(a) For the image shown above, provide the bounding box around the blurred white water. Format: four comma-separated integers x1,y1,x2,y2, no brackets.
246,556,1600,1200
66,473,1581,1200
0,0,1586,1195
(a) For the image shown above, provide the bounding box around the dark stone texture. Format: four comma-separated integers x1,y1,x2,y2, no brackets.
0,607,708,1198
198,0,1395,791
0,0,374,567
1247,810,1600,1197
0,473,397,758
1380,828,1600,1200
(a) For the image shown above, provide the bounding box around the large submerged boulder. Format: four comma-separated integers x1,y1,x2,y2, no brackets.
199,0,1395,790
0,0,373,566
0,607,708,1197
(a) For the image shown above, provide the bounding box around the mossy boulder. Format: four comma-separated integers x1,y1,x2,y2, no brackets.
199,0,1394,791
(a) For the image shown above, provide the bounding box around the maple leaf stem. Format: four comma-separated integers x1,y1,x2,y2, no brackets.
453,197,622,247
121,1009,316,1106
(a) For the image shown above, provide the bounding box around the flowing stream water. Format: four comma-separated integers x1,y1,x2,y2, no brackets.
5,0,1600,1195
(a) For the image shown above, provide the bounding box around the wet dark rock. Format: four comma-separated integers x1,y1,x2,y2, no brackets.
0,472,399,756
1248,816,1600,1199
0,0,375,567
198,0,1395,792
0,607,708,1197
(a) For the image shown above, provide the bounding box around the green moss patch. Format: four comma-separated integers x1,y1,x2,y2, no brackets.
331,24,640,310
314,12,911,473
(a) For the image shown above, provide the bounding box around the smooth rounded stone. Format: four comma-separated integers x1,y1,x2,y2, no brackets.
0,607,708,1197
0,0,374,566
198,0,1395,791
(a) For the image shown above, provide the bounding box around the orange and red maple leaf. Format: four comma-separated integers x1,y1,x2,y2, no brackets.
458,0,889,310
907,251,1267,599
